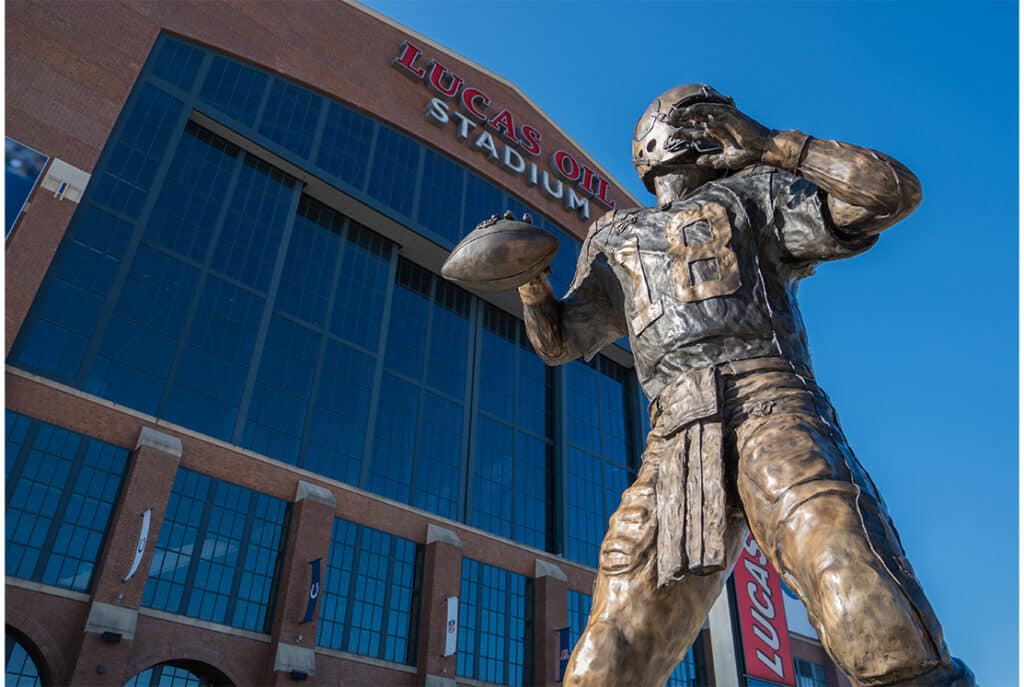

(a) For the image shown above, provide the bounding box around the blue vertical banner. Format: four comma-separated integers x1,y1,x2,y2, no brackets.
557,627,571,682
300,558,322,624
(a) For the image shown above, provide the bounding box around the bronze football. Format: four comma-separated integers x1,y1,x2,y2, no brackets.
441,216,559,291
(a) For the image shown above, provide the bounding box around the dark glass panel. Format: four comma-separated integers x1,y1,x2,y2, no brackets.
277,196,344,328
478,305,517,422
329,220,393,351
598,358,632,466
411,392,461,520
425,279,470,398
317,101,375,189
383,260,431,380
367,125,420,218
565,447,603,568
85,246,199,414
151,35,205,92
199,55,268,126
470,415,514,539
210,154,296,292
258,79,323,159
145,121,239,262
367,373,419,503
417,147,464,244
241,315,320,464
12,205,135,381
161,277,264,442
303,339,374,485
462,172,504,242
89,85,183,219
517,323,552,438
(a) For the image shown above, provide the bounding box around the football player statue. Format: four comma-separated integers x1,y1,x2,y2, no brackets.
515,85,976,687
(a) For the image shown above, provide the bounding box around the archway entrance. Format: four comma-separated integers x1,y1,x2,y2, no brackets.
5,632,43,687
124,661,232,687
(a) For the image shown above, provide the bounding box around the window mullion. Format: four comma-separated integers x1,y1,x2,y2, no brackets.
358,244,399,489
460,298,482,524
5,420,41,504
180,479,218,617
156,148,246,418
377,534,397,661
30,434,90,584
231,180,304,444
223,493,257,629
74,103,194,389
340,525,362,653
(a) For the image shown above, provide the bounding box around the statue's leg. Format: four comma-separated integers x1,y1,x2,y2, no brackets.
728,369,975,687
564,436,746,687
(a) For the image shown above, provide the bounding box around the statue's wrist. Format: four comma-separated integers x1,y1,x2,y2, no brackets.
517,275,553,305
762,129,812,173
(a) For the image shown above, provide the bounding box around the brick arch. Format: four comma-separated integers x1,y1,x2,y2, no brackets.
6,615,67,686
121,645,241,687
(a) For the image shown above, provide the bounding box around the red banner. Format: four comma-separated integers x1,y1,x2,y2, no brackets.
733,532,796,686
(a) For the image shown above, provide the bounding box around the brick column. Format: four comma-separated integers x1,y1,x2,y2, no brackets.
532,559,569,687
415,524,464,687
267,480,337,685
70,427,182,686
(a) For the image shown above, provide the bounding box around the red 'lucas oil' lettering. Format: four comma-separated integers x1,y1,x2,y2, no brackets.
461,87,490,119
393,40,426,78
427,60,463,97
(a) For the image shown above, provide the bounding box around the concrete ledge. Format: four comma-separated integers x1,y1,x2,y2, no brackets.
84,601,138,640
274,642,316,675
136,426,182,458
295,480,336,508
535,558,567,582
425,674,457,687
426,523,462,548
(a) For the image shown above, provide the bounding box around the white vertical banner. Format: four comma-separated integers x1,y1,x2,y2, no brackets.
122,509,152,582
443,596,459,657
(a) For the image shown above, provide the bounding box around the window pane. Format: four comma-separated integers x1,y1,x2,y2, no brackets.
317,101,375,190
5,637,42,687
277,196,344,328
6,413,129,592
303,339,374,485
210,154,296,292
367,125,420,218
241,315,320,464
199,55,268,126
457,559,531,687
90,84,183,219
329,220,393,351
258,79,323,159
151,35,204,92
141,468,287,633
12,204,135,382
162,277,264,442
145,121,239,262
417,148,464,244
316,519,420,665
84,245,199,414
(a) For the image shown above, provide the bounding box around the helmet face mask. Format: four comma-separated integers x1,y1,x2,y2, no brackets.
632,84,735,193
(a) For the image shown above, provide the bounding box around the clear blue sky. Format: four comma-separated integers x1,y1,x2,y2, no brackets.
361,1,1018,683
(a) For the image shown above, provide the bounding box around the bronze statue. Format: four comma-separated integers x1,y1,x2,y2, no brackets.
448,84,977,687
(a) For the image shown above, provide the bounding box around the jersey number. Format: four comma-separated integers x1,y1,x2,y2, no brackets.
666,202,741,302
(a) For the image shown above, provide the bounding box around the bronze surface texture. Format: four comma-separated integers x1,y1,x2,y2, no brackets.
452,84,978,687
